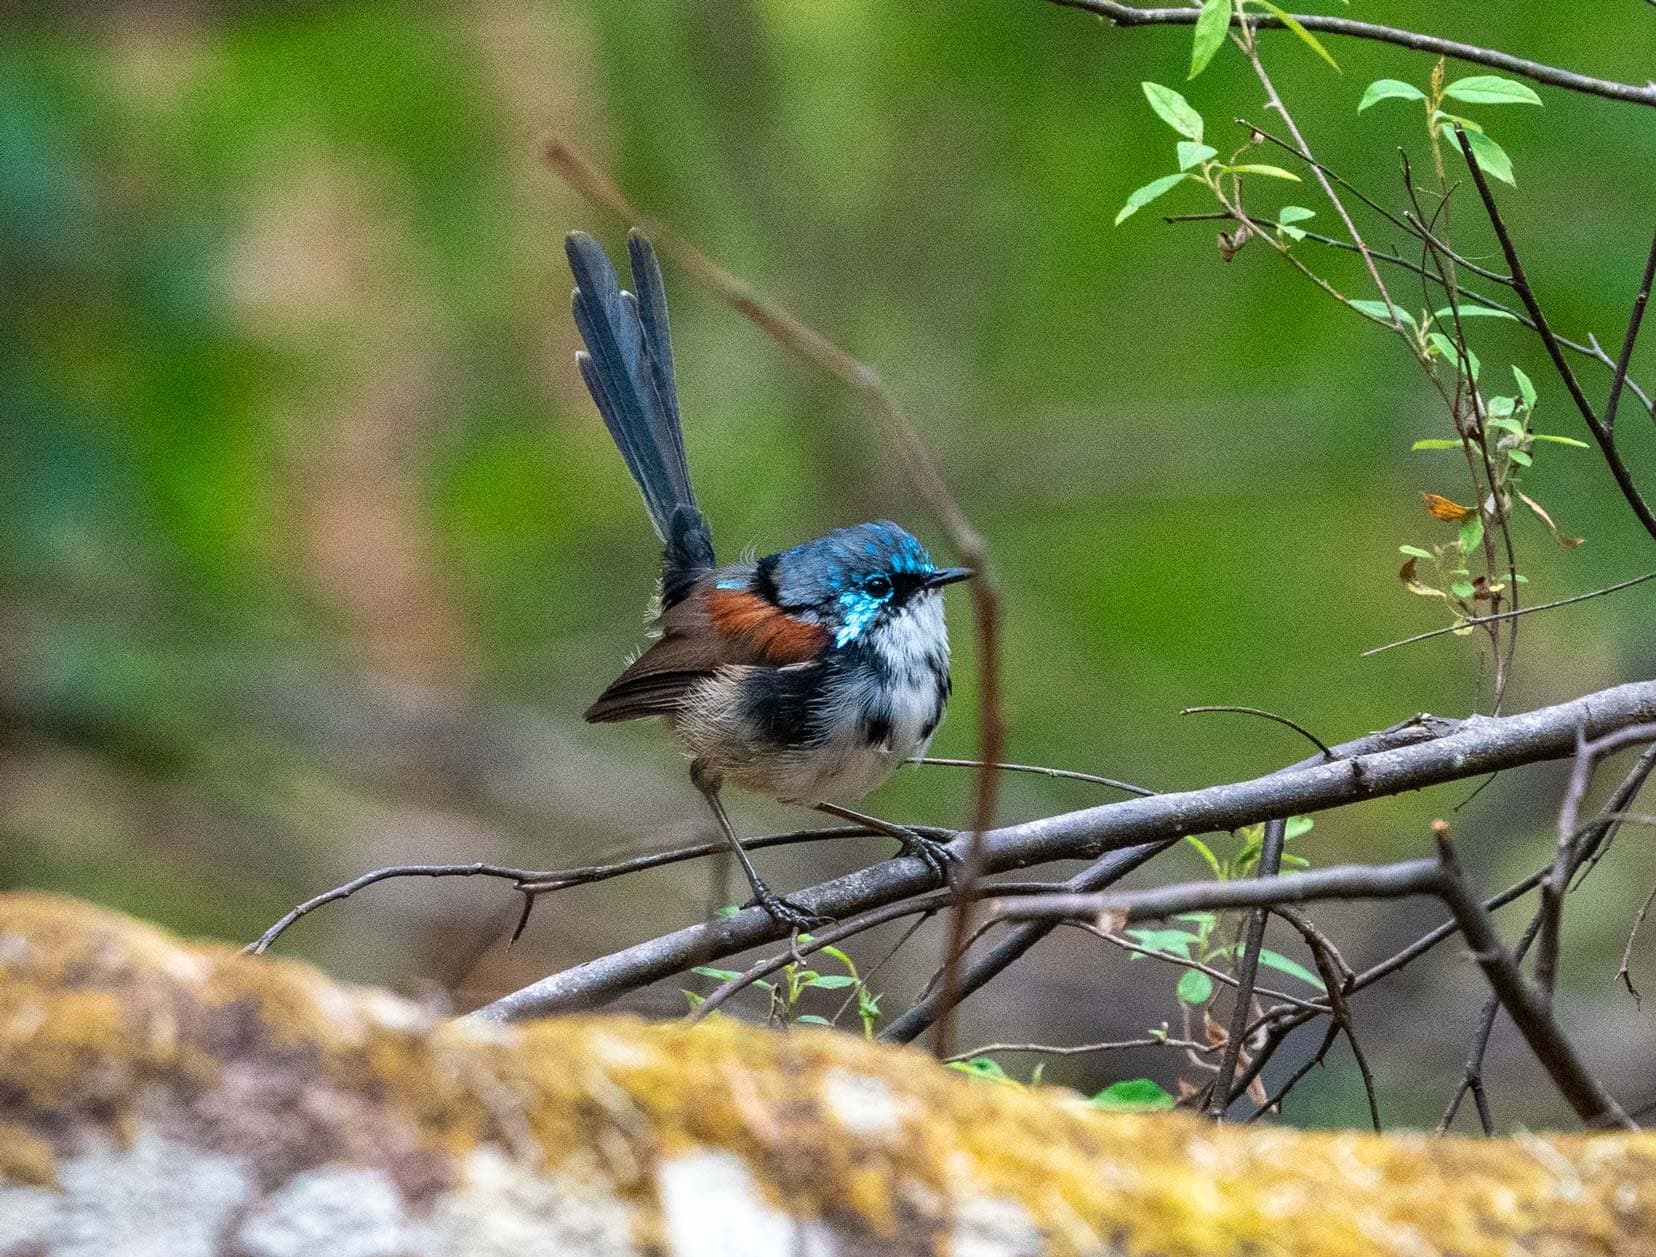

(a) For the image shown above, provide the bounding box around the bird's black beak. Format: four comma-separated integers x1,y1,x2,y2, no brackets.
924,566,974,589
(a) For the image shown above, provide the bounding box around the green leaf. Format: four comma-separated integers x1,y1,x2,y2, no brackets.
1358,78,1425,111
1532,433,1590,448
1507,448,1533,467
1399,545,1434,558
1433,111,1484,134
692,966,743,982
1276,205,1316,224
1285,816,1315,840
1257,948,1327,990
1458,515,1485,553
1513,365,1537,408
1485,416,1524,436
952,1057,1012,1082
1226,163,1301,181
1443,123,1515,186
1254,0,1340,71
1177,969,1214,1005
1444,75,1542,107
1142,81,1204,141
803,974,858,989
1126,927,1197,958
1350,299,1415,327
1432,304,1517,321
794,1015,831,1027
819,944,857,971
1412,439,1464,450
1280,852,1311,869
1189,0,1232,79
1486,396,1516,417
1184,835,1224,879
1090,1079,1176,1112
1114,172,1191,226
1450,580,1476,599
716,905,741,918
1177,141,1218,171
1427,332,1480,380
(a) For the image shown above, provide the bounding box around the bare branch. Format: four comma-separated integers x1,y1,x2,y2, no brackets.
1362,570,1656,656
1047,0,1656,109
1606,223,1656,432
1208,817,1286,1117
1181,706,1332,758
1451,126,1656,543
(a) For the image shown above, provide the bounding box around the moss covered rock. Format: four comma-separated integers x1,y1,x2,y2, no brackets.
2,890,1654,1255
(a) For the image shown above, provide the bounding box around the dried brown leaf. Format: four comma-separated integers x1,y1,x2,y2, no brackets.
1422,492,1474,522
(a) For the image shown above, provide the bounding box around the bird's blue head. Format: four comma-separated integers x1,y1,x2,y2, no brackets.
754,521,972,649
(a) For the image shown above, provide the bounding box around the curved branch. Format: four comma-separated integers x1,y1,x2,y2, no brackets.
1048,0,1656,109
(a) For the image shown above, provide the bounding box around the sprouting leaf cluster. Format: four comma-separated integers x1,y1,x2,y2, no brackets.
1400,365,1586,626
1187,0,1341,81
1358,68,1541,186
1115,82,1302,226
686,937,882,1037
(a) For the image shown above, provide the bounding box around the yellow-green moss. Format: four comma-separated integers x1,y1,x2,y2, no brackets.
5,889,1656,1256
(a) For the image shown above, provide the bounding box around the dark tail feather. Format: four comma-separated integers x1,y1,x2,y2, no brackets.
566,230,713,602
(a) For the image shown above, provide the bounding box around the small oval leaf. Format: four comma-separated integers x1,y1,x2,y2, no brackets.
1189,0,1232,79
1358,79,1425,111
1443,75,1542,106
1177,141,1218,171
1142,81,1204,141
1114,172,1191,226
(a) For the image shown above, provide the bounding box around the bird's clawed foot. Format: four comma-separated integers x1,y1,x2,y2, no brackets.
895,828,961,887
742,880,833,932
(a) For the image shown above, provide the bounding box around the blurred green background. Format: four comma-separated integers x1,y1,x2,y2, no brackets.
4,0,1655,1130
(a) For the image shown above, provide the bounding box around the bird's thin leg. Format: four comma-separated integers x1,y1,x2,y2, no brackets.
813,802,958,887
697,784,828,930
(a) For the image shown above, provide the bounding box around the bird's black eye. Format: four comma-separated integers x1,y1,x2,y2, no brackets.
863,573,893,599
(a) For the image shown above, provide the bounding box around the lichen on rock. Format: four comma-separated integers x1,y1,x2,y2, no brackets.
3,890,1656,1255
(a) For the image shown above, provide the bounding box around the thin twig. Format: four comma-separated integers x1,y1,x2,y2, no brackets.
1208,818,1286,1117
915,757,1155,796
1605,223,1656,432
1181,707,1332,758
945,1034,1218,1063
1452,125,1656,542
1047,0,1656,108
1535,722,1656,1002
1618,881,1656,1003
1163,211,1655,414
1238,42,1401,328
1362,570,1656,656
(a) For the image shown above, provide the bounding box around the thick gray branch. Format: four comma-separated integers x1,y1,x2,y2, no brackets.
468,680,1656,1023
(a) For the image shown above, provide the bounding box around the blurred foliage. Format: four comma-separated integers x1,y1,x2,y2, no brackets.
4,0,1656,1129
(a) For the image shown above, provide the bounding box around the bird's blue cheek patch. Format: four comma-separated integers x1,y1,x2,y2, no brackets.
835,592,880,648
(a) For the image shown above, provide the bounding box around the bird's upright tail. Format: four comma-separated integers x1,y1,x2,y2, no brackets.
567,229,714,606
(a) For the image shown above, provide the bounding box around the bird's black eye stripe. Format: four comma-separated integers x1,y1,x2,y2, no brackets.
863,573,893,598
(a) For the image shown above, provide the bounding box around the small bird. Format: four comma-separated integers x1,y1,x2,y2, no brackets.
566,229,970,928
